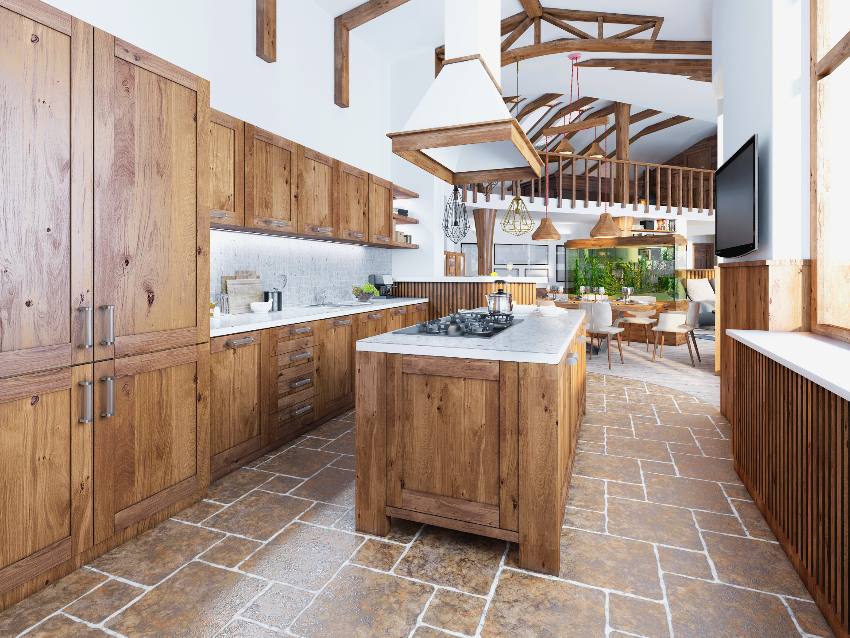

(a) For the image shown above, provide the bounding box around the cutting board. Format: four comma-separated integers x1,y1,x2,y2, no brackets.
224,272,263,314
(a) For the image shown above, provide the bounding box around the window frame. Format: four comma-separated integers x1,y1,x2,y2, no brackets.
810,0,850,342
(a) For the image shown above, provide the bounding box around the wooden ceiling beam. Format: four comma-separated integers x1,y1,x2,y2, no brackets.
576,58,712,82
519,0,544,19
529,96,596,144
334,0,411,107
503,38,711,65
542,115,610,136
502,16,533,51
629,115,692,144
256,0,276,62
540,11,593,39
544,8,664,26
609,21,656,40
517,93,561,120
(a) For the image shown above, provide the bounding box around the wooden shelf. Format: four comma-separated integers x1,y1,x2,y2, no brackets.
392,184,419,200
389,242,419,249
393,213,419,225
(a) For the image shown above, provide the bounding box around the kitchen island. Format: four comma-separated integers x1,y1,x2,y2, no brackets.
354,308,586,575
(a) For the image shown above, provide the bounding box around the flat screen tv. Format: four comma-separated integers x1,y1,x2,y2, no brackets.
715,134,758,258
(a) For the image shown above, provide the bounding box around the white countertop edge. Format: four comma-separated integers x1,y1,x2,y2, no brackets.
210,298,429,338
355,341,566,365
727,329,850,402
393,276,539,283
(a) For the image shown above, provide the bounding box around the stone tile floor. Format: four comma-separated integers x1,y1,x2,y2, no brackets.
1,374,835,637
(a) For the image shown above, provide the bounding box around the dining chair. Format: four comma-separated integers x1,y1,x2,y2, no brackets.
581,301,624,369
618,309,657,351
651,302,702,366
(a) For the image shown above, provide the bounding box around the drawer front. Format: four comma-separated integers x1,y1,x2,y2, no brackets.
277,335,315,354
275,399,317,438
279,323,315,340
277,346,315,369
277,385,316,411
277,364,315,397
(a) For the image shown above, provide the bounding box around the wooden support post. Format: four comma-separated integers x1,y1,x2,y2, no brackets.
614,102,630,203
355,351,390,536
256,0,276,63
473,209,497,275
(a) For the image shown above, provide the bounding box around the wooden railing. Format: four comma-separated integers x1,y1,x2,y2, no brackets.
460,155,715,215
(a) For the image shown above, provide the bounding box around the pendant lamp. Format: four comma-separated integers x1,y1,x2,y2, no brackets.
555,137,575,156
501,182,534,236
588,140,605,159
532,149,561,241
555,53,582,157
590,212,620,238
442,185,470,244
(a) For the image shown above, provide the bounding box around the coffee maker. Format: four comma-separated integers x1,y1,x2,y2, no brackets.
368,274,394,298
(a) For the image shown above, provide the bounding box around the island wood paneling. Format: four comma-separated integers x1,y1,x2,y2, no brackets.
393,281,537,320
731,339,849,638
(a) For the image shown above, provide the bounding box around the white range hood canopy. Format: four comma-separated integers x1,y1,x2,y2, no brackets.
387,0,542,185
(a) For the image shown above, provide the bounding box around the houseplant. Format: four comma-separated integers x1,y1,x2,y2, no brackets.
352,282,379,302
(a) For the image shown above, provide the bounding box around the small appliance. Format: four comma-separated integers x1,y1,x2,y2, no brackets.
368,274,394,298
263,289,283,311
485,280,514,314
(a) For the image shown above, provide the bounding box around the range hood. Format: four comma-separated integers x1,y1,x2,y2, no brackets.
387,0,542,185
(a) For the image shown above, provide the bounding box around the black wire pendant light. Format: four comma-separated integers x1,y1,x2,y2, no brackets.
442,185,470,245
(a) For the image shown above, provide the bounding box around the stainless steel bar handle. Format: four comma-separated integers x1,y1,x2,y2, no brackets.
333,319,352,327
293,327,312,335
101,305,115,346
311,226,334,234
226,336,256,349
80,306,94,349
101,376,115,418
290,351,311,362
367,313,383,320
347,231,365,239
263,218,291,228
209,210,229,220
79,381,93,424
375,234,391,242
290,377,312,389
293,404,313,416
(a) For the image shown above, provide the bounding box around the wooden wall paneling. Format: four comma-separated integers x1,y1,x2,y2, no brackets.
296,145,337,238
208,109,245,226
336,162,369,242
94,29,210,359
0,5,93,376
245,124,298,233
368,174,393,244
393,281,537,320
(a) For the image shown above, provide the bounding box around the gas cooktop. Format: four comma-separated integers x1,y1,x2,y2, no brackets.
393,312,522,339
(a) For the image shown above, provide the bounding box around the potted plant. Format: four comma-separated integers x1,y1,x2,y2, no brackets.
352,282,379,302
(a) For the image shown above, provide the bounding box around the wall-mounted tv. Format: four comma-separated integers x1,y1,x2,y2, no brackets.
715,134,758,258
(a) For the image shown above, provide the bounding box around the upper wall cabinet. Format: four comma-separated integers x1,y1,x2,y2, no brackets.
296,146,337,238
94,30,210,360
245,124,297,234
368,174,393,244
208,109,245,227
337,163,369,242
0,2,93,377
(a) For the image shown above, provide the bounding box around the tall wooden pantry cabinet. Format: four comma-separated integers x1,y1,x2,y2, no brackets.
0,0,210,610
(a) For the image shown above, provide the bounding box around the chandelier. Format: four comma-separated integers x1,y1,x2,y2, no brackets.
442,185,470,244
502,182,534,236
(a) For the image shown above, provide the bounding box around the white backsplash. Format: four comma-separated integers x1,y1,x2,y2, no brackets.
210,230,393,307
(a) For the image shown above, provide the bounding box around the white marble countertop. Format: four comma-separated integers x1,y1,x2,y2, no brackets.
210,298,428,337
392,276,539,283
356,307,586,364
727,330,850,402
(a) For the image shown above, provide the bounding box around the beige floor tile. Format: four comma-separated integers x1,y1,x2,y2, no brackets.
385,518,424,543
106,562,266,637
292,565,432,638
693,510,746,536
644,472,732,514
218,619,280,637
241,522,362,590
308,418,352,440
331,454,356,470
260,474,303,494
732,499,776,540
607,497,702,550
0,570,107,636
786,598,836,637
351,539,405,571
242,583,313,630
260,447,340,478
199,536,262,568
482,569,606,638
64,579,143,624
642,460,677,475
672,453,741,484
289,466,354,506
173,499,224,523
423,588,486,635
634,423,697,445
583,413,633,428
395,527,505,595
565,475,606,511
559,528,662,599
298,501,349,526
207,469,272,504
606,435,673,462
607,481,646,500
27,615,109,637
609,593,670,638
577,423,605,442
296,436,329,450
665,573,799,638
412,627,453,637
722,483,754,501
657,547,714,579
573,452,642,483
696,436,733,459
668,442,703,455
655,410,717,430
563,507,606,533
90,520,223,586
703,532,809,598
321,430,355,455
203,491,311,541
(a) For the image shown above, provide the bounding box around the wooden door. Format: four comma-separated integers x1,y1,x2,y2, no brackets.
0,2,93,376
210,332,262,478
0,365,93,597
94,345,209,543
316,317,354,418
208,109,245,227
368,174,393,244
296,146,337,238
337,163,369,242
356,310,387,340
94,31,210,360
693,243,716,269
387,306,410,331
245,124,297,233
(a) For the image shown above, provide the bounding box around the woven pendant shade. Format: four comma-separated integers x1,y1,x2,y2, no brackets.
590,212,620,238
588,141,605,158
555,137,575,156
531,215,561,240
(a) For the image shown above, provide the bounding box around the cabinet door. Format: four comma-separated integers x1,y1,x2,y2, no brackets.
208,109,244,227
94,345,209,543
94,31,210,360
245,124,297,233
296,146,336,238
356,311,387,340
210,332,262,478
315,317,354,419
337,163,369,242
0,365,93,596
387,307,409,331
0,4,93,376
368,175,393,244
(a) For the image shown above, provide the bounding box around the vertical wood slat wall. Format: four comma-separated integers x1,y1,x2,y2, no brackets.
393,282,537,320
732,340,849,638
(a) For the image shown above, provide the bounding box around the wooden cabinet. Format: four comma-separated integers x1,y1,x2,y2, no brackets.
368,174,393,244
94,30,210,360
315,316,355,420
93,345,209,544
264,323,318,445
336,163,369,242
208,109,245,226
245,124,297,233
0,2,93,376
296,146,337,238
355,310,388,340
210,332,263,479
387,306,411,331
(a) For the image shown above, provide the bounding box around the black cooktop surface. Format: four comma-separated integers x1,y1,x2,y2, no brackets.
393,312,522,339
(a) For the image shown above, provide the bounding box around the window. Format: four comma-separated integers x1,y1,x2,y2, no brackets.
461,243,478,276
812,0,850,341
556,246,566,283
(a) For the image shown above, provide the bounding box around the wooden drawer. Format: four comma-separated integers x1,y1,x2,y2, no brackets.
277,363,315,398
274,398,317,440
277,384,316,411
277,323,315,340
277,345,315,369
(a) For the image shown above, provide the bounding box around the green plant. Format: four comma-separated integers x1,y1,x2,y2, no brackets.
352,282,379,298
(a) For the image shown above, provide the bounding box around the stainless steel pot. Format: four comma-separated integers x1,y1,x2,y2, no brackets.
486,281,514,314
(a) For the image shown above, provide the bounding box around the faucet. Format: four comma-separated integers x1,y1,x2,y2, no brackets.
313,290,327,306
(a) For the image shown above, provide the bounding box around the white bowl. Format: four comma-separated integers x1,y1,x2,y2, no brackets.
250,301,273,314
